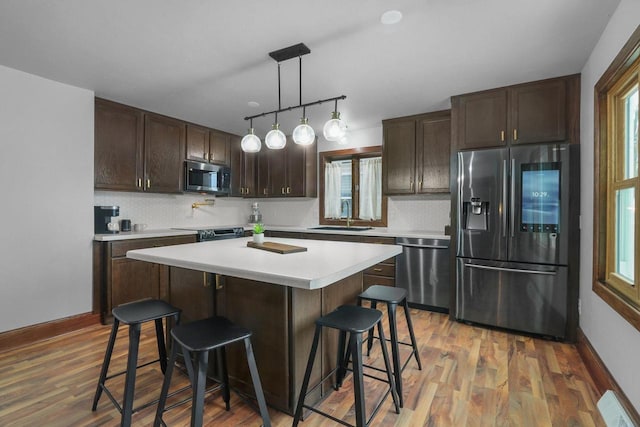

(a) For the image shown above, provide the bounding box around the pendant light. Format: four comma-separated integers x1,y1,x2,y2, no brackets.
292,107,316,145
241,43,347,152
265,112,287,149
323,99,347,142
240,118,261,153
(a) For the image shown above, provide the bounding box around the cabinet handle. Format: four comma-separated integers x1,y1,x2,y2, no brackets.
137,178,142,188
419,180,423,191
245,187,250,194
410,179,414,191
210,153,214,161
281,187,285,195
513,129,518,140
373,268,383,272
263,188,267,195
203,272,210,287
204,152,208,161
146,179,151,189
215,275,223,290
500,130,505,142
287,187,291,194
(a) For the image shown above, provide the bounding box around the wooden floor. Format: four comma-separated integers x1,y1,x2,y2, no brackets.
0,308,605,426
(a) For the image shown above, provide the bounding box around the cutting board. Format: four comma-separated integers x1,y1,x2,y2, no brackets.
247,241,308,254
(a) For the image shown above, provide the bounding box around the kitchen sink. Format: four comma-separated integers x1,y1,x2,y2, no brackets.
310,226,373,232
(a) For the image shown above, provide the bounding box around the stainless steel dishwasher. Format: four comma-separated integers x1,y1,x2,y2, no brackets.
395,237,450,313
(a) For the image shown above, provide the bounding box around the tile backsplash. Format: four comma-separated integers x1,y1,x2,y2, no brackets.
95,191,451,233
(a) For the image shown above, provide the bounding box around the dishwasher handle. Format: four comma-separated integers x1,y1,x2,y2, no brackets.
399,243,449,249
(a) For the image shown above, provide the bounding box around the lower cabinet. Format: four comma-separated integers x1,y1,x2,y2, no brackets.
168,267,215,324
93,235,196,323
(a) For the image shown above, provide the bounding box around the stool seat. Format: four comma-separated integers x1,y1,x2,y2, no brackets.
359,285,407,304
113,299,181,325
171,316,251,352
320,305,382,333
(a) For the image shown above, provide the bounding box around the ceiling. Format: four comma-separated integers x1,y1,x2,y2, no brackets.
0,0,620,140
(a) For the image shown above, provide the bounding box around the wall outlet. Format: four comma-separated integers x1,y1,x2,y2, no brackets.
578,298,582,316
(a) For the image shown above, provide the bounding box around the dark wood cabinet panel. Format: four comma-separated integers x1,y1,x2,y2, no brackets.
509,79,566,144
229,136,256,197
453,89,507,150
94,99,144,191
256,150,270,198
268,148,287,196
144,114,185,193
417,113,451,193
382,119,416,194
286,140,308,197
168,267,214,324
110,258,160,308
383,110,451,195
186,124,209,163
209,130,230,166
452,74,579,150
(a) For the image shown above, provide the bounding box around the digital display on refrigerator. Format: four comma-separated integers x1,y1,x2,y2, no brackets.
521,163,560,232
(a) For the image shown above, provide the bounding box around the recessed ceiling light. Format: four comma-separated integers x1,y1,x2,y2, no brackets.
248,101,260,108
381,10,402,25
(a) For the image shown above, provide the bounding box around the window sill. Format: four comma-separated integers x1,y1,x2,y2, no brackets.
593,279,640,333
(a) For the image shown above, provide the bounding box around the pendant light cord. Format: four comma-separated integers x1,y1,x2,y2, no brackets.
299,56,302,106
277,62,282,110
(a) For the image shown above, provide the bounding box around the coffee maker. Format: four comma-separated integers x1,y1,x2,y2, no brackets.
94,205,120,234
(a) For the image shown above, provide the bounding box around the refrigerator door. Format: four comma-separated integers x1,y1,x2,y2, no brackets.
508,143,571,265
456,258,568,338
457,148,509,261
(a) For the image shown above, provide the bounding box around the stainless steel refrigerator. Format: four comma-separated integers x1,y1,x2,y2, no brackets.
455,142,577,339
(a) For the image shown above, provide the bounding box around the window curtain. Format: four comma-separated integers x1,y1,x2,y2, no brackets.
359,157,382,220
324,162,342,218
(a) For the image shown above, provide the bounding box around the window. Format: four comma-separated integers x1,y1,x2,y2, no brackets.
319,147,387,227
594,25,640,331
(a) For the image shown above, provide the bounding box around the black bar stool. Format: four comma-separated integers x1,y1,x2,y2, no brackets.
293,305,400,427
357,285,422,408
92,298,181,427
154,316,271,427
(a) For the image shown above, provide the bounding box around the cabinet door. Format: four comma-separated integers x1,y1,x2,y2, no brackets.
169,267,214,324
269,148,287,196
209,130,230,165
454,89,507,150
509,79,566,144
382,119,416,195
229,136,244,196
94,99,144,191
286,139,307,196
111,258,160,308
144,114,185,193
186,124,209,162
256,150,270,197
417,113,451,193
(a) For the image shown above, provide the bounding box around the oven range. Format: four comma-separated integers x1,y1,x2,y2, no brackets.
173,226,244,242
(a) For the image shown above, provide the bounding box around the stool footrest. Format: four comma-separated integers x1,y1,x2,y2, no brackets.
104,357,161,382
365,335,418,373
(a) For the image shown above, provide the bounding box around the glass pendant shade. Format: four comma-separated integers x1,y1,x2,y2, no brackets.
323,111,347,142
241,128,261,153
265,123,287,149
292,117,316,145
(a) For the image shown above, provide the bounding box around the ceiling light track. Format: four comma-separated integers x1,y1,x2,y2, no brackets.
240,42,348,153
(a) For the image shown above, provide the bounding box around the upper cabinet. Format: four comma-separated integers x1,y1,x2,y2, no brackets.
95,99,144,191
383,110,451,195
229,135,256,197
186,125,230,166
451,74,580,150
143,113,185,193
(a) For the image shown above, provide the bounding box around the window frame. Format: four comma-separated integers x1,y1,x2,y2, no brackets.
594,25,640,332
318,146,388,227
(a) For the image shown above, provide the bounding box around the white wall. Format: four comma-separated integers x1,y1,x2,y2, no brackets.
579,0,640,411
0,65,94,333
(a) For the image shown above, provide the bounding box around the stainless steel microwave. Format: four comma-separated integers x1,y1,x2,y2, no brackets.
184,160,231,195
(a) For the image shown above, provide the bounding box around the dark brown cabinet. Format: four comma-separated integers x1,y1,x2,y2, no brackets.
229,135,256,197
93,235,196,323
168,267,215,324
95,98,185,193
252,138,317,199
452,74,579,150
94,99,144,191
382,110,451,195
144,113,185,193
186,125,230,166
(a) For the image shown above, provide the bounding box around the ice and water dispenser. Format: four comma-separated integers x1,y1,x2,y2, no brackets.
462,197,489,231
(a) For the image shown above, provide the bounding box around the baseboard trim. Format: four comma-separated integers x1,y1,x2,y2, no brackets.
576,327,640,423
0,312,100,353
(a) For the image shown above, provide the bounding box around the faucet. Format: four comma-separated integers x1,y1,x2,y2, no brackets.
342,200,352,228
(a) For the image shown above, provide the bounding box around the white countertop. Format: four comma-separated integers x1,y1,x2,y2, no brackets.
94,229,197,241
94,225,449,241
126,237,402,290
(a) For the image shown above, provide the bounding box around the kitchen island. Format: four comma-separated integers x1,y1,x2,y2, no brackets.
127,237,402,414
